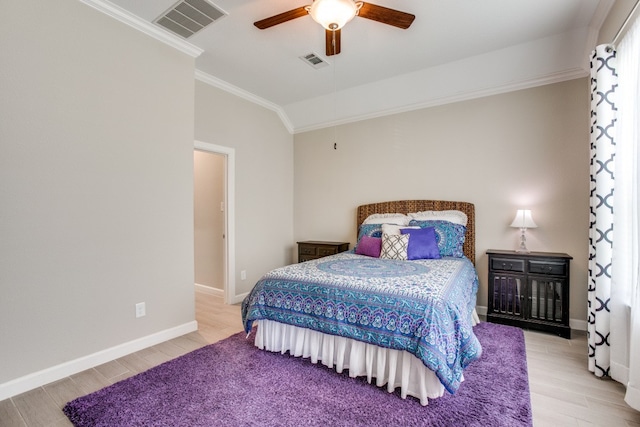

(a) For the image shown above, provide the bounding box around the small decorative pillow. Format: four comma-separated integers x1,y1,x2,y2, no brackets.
356,223,384,251
408,220,467,258
355,235,382,258
380,233,409,260
400,227,441,260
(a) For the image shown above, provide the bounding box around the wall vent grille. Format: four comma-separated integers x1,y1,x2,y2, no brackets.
299,52,329,69
154,0,226,39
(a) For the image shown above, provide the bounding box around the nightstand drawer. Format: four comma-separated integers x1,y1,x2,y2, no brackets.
299,245,318,256
318,247,338,257
491,257,525,272
297,241,350,263
529,260,566,276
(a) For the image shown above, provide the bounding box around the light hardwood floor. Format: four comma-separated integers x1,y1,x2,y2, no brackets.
1,290,638,427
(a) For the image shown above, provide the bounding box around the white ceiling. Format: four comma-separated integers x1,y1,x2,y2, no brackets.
98,0,613,132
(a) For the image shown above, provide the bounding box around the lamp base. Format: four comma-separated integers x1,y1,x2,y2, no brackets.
516,228,531,253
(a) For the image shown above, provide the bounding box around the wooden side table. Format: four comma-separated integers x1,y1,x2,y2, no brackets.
486,249,572,338
297,241,350,263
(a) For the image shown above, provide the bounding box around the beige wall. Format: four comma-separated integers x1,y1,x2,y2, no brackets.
194,82,294,296
294,79,590,324
194,151,225,290
2,0,627,398
598,0,640,45
0,0,195,384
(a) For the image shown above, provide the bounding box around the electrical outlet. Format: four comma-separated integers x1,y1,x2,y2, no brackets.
135,302,146,318
240,270,246,280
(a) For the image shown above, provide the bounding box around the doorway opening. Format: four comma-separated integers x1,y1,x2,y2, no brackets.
194,141,235,304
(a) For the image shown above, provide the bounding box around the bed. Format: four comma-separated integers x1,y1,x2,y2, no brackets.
241,200,482,405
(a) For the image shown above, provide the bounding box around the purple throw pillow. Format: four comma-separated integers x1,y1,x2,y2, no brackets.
355,235,382,258
400,227,441,260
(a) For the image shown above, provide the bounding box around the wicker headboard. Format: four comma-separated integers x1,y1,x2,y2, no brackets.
356,200,475,264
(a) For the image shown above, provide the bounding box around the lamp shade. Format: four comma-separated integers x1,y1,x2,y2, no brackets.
510,209,537,229
307,0,362,30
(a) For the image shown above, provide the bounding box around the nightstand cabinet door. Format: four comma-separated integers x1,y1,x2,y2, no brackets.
297,241,350,263
491,274,523,317
528,276,566,324
487,250,572,339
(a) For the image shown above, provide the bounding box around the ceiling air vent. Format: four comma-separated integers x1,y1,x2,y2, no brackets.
300,52,329,69
154,0,226,39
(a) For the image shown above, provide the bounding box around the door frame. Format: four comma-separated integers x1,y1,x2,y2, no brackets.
194,140,236,305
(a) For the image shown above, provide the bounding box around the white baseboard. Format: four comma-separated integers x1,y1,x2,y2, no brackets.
230,292,248,305
570,318,587,331
0,321,198,401
194,283,246,305
1,301,586,401
194,283,224,296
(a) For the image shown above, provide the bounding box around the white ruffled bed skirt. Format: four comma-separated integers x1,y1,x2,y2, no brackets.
254,320,447,406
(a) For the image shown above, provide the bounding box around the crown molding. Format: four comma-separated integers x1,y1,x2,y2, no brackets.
196,65,587,135
79,0,203,58
197,64,587,135
196,64,587,135
291,67,589,134
195,70,294,134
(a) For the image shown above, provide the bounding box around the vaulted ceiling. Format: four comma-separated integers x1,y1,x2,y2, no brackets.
92,0,613,132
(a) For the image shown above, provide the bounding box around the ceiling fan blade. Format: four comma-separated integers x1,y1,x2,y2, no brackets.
254,6,309,30
358,2,415,29
325,29,341,56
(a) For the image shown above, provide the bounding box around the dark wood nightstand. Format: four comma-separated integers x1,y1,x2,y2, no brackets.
297,241,350,263
486,249,572,338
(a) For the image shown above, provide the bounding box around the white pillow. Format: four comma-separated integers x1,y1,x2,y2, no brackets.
408,210,468,226
362,213,411,226
381,223,419,235
380,234,409,260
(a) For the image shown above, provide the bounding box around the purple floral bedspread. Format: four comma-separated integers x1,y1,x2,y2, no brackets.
241,252,482,393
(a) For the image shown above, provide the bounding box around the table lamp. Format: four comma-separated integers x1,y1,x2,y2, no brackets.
510,209,537,253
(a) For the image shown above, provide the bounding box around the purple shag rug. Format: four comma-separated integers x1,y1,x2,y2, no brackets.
63,322,532,427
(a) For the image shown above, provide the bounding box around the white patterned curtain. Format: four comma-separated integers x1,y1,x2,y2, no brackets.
588,44,616,379
589,14,640,411
610,15,640,411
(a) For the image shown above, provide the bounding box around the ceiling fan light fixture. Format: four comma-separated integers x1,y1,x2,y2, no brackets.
306,0,363,31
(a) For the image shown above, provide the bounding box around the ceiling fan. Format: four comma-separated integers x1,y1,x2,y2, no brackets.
254,0,415,56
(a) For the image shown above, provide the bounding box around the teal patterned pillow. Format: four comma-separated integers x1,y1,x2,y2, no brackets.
408,220,466,258
356,223,384,252
358,223,384,238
